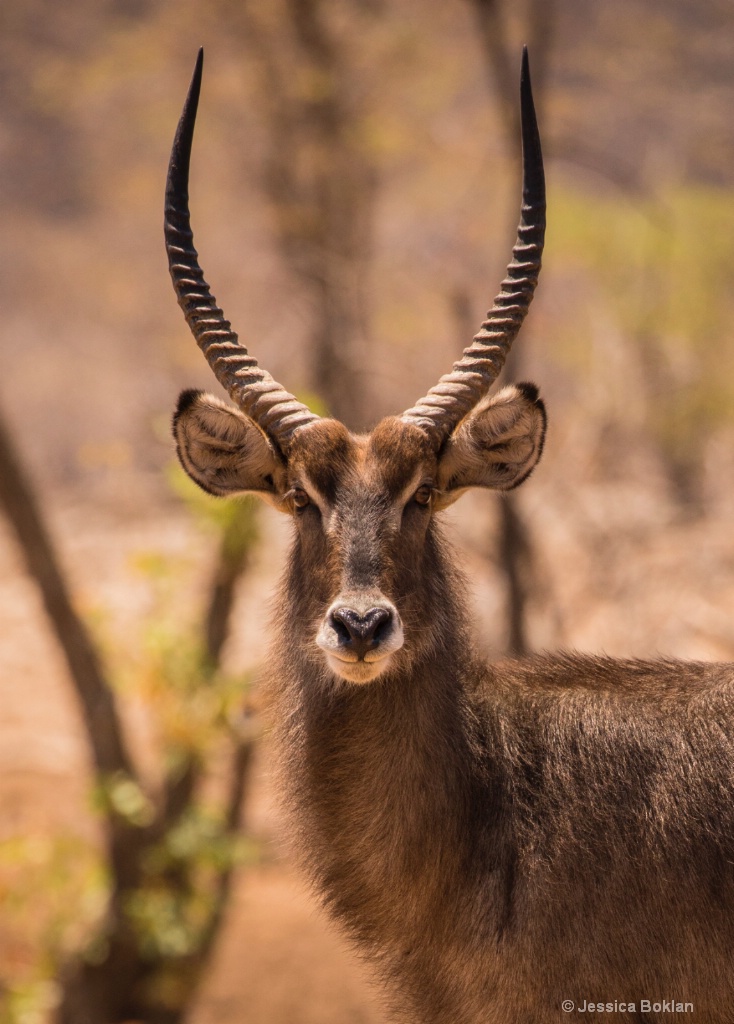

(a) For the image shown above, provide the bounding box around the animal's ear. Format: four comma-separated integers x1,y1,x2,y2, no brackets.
172,390,285,499
435,383,546,506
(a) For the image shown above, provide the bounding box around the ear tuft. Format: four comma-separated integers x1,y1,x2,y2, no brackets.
436,382,547,503
172,391,284,498
515,381,540,404
174,388,206,421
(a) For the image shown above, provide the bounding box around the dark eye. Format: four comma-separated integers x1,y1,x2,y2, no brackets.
413,484,432,507
292,487,310,511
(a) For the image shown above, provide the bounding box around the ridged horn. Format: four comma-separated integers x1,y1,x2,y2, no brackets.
165,48,320,451
401,47,545,447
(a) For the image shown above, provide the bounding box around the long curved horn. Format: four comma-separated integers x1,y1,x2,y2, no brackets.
401,47,545,448
165,49,320,451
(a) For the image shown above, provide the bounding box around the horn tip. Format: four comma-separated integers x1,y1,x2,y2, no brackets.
192,47,204,90
521,46,531,91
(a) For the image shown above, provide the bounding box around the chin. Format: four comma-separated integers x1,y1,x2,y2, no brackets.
325,653,394,684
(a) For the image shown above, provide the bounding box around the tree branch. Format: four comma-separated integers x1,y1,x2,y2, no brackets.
0,407,135,781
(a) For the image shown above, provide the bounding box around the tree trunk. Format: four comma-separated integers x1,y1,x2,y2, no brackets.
468,0,557,656
236,0,376,429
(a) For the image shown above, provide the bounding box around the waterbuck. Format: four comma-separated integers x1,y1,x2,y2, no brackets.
165,49,734,1024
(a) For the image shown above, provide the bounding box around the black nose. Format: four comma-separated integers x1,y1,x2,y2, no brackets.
330,607,393,659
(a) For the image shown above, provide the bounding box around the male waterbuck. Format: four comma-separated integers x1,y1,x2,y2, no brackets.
165,49,734,1024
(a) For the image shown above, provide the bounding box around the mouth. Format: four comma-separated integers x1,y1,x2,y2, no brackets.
323,650,396,684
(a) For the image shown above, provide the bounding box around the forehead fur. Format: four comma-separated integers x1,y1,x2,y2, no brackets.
366,418,436,497
288,419,356,501
288,416,435,501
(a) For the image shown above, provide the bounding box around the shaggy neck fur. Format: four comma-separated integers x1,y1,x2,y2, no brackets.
267,519,515,1019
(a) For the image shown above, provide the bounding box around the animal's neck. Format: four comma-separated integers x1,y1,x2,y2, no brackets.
269,527,493,949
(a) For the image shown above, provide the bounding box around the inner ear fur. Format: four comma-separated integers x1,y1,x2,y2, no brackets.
435,383,546,503
173,389,285,499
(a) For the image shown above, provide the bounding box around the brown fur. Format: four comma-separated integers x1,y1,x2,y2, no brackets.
174,386,734,1023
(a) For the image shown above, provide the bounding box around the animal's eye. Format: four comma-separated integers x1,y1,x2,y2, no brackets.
292,487,310,511
413,484,432,507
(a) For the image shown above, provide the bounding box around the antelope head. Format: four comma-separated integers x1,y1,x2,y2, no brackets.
167,49,546,684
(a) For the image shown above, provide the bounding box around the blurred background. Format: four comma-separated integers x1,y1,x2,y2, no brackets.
2,1,734,1021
